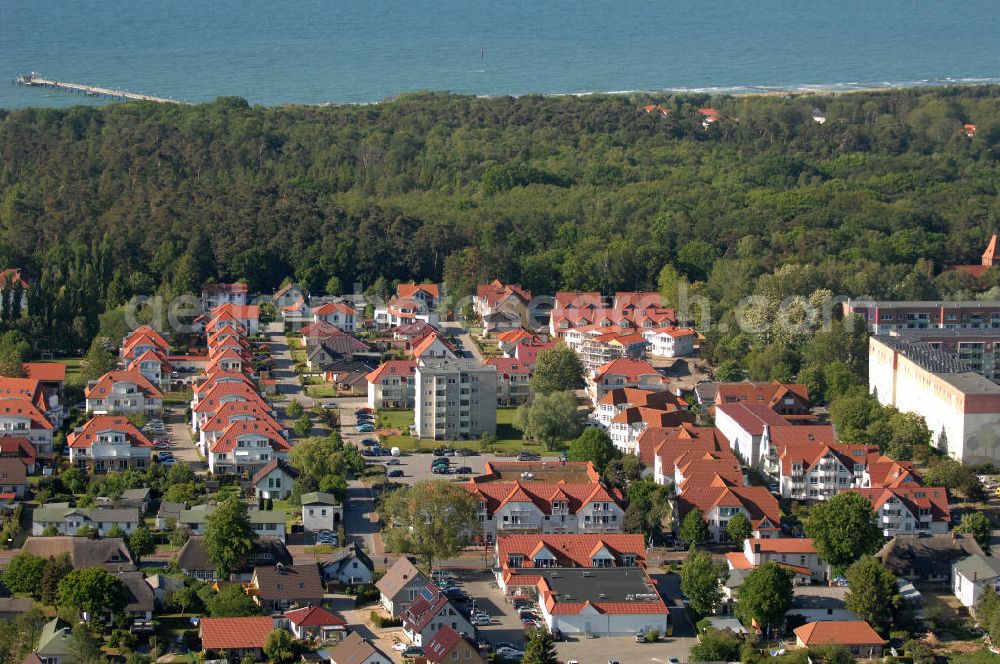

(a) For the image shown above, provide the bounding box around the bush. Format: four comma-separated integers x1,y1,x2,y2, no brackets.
369,611,402,628
345,585,379,603
645,628,660,643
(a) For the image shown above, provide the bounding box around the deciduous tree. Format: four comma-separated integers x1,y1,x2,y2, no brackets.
204,496,255,577
956,511,992,553
380,481,479,569
735,562,793,634
513,391,582,451
680,548,727,615
804,491,882,569
57,568,128,624
845,556,902,627
529,344,584,396
680,508,710,546
566,427,619,473
725,512,753,546
2,552,46,597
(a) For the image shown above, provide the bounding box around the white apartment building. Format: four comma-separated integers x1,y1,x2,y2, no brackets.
414,358,497,440
365,361,416,410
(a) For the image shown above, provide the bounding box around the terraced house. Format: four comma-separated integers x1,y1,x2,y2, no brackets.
67,415,153,472
84,369,163,416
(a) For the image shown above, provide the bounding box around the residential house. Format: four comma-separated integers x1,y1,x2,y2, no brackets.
121,325,169,361
393,320,438,343
366,360,417,410
115,488,151,512
714,403,790,467
714,381,812,419
587,357,668,406
845,486,951,537
565,328,649,375
402,583,475,647
725,538,829,584
207,419,291,475
0,457,27,498
642,327,696,357
0,375,63,430
252,458,299,500
485,357,533,406
953,554,1000,609
760,431,873,500
156,501,184,530
646,424,732,486
67,415,153,472
0,597,34,619
22,362,67,399
175,535,291,582
422,626,487,664
32,504,140,536
284,605,347,642
176,505,287,542
549,291,675,339
302,491,343,532
494,533,645,593
117,571,156,624
793,621,884,658
201,282,249,312
249,563,324,612
414,358,497,440
597,389,693,454
675,478,781,543
474,280,532,320
84,370,163,416
321,542,375,586
20,536,134,570
312,302,359,332
0,435,37,473
482,310,523,334
496,328,540,356
534,567,669,637
145,574,185,610
467,479,625,545
34,619,74,664
877,533,984,585
863,457,922,489
127,349,172,388
376,557,430,617
375,296,440,328
272,283,305,309
0,397,54,455
396,283,443,308
200,616,273,662
409,333,456,361
325,631,394,664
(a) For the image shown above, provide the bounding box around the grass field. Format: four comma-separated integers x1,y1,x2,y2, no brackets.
305,384,339,398
377,407,554,455
376,410,414,431
44,357,84,386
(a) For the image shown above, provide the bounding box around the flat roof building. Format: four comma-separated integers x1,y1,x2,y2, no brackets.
414,358,496,440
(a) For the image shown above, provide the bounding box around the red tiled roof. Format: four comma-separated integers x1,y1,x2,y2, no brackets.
68,415,152,449
593,358,665,383
21,362,67,382
410,333,453,358
210,420,289,454
747,537,817,554
424,625,465,663
984,234,998,263
726,552,753,570
200,401,279,434
283,604,346,627
193,383,267,413
476,280,532,309
0,398,53,430
865,457,921,488
84,370,163,400
200,616,273,650
794,620,883,647
485,357,533,375
678,484,780,531
598,387,685,409
397,283,440,299
0,435,36,463
365,360,416,383
301,322,348,339
553,292,603,310
402,583,452,632
715,402,790,435
497,534,645,569
193,372,256,397
312,302,357,317
640,424,730,474
845,486,950,523
609,406,694,429
497,328,538,344
716,381,810,408
467,481,622,516
0,377,49,412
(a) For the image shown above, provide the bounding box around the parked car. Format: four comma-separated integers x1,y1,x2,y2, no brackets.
454,466,473,474
386,458,401,465
321,402,338,410
358,424,375,433
634,632,646,643
388,470,404,478
433,448,445,456
431,466,449,474
431,570,457,581
517,452,539,461
495,647,523,660
471,614,491,626
402,645,424,658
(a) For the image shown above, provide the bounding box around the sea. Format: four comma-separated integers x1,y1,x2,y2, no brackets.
2,0,1000,109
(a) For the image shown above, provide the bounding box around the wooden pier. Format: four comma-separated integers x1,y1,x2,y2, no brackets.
15,73,188,104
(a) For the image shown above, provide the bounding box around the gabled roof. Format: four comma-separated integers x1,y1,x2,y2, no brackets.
845,486,951,523
199,401,280,435
496,328,538,344
210,419,289,454
402,583,455,633
128,348,173,373
397,283,441,300
37,619,72,657
326,631,392,664
200,616,273,650
485,357,533,375
68,415,152,449
0,377,48,412
252,564,324,601
954,553,1000,581
793,620,884,647
678,484,780,531
284,605,347,627
252,458,300,486
609,406,694,429
424,625,476,663
641,424,731,476
716,381,810,408
365,360,417,383
554,291,603,310
193,371,256,397
866,457,921,488
394,320,436,338
176,535,291,572
715,402,789,435
22,362,67,383
747,537,817,555
476,280,532,309
376,557,426,599
0,457,27,485
598,387,685,409
876,533,983,578
85,370,163,400
984,234,999,264
411,332,454,359
193,382,266,413
0,435,36,463
201,282,249,295
497,534,645,569
593,358,665,382
312,302,357,317
467,481,623,516
301,321,348,340
20,536,134,569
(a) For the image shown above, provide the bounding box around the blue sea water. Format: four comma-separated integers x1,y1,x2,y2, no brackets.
2,0,1000,109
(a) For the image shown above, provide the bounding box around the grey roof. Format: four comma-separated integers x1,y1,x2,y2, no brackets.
37,619,73,658
791,586,850,611
326,631,391,664
483,310,521,323
417,357,495,373
954,554,1000,581
33,505,140,524
145,574,185,592
300,492,339,506
252,458,299,486
0,597,35,614
20,536,134,570
117,571,155,613
534,567,664,606
177,504,286,525
725,567,750,589
176,535,291,573
120,488,150,502
849,299,1000,309
252,564,324,603
157,501,185,520
323,542,374,575
876,533,984,579
376,557,426,599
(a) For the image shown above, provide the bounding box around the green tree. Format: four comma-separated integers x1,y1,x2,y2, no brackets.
264,628,302,664
294,413,312,437
204,496,255,578
657,263,686,311
680,508,710,546
735,562,793,634
286,400,304,418
680,548,727,615
512,391,582,451
207,583,261,617
804,491,882,569
127,526,155,563
68,624,104,664
690,628,742,662
57,568,128,624
714,360,744,383
844,556,902,627
80,337,117,382
2,552,46,597
170,585,204,614
289,433,345,482
567,427,619,473
529,344,585,396
623,478,673,541
380,481,479,569
41,554,73,605
522,627,559,664
725,512,753,546
956,511,993,553
603,454,644,492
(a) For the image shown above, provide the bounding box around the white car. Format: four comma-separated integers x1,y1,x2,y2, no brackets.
496,647,523,659
391,642,407,652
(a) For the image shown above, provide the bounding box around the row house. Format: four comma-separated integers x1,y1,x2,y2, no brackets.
844,298,1000,335
726,538,830,584
177,504,288,542
0,397,54,454
759,426,864,499
496,328,540,355
642,327,697,357
845,486,951,537
714,402,791,467
402,584,474,647
67,415,153,472
715,381,812,419
0,375,63,429
466,480,625,544
192,370,256,404
312,301,358,332
191,381,270,433
121,325,169,361
588,357,669,406
474,279,532,319
494,533,645,593
485,357,533,406
645,424,732,486
84,370,163,417
198,400,283,454
366,360,417,410
607,406,695,455
201,282,248,312
127,349,172,388
32,504,140,536
549,291,676,338
207,419,291,475
675,477,781,543
0,435,38,473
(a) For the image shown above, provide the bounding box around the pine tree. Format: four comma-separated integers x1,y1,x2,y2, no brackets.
522,628,558,664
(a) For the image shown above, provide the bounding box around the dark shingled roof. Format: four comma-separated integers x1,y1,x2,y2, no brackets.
20,536,134,570
251,564,324,603
876,533,985,580
176,535,291,573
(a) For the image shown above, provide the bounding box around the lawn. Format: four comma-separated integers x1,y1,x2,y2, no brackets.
45,357,84,387
378,408,555,455
163,388,193,404
376,410,414,431
305,384,340,398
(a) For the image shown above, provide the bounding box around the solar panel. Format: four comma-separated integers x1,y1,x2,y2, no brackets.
419,587,435,602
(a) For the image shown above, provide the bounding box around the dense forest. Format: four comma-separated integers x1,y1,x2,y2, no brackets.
1,87,999,370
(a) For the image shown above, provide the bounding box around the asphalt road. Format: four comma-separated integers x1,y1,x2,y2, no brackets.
440,321,485,362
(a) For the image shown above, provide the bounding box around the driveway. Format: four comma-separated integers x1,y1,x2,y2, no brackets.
440,321,484,362
266,321,314,410
163,405,206,472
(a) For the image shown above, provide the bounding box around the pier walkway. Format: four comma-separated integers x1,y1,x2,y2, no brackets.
15,73,187,104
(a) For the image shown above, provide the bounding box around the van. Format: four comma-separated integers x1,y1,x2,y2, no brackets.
391,447,401,457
